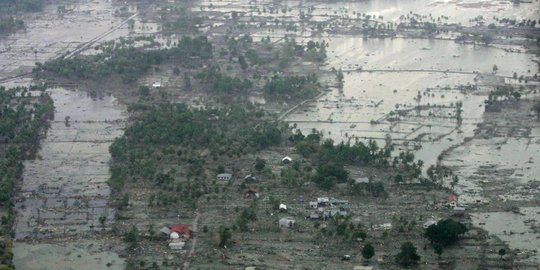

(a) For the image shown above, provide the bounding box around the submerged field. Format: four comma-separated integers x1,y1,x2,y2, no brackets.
0,0,539,269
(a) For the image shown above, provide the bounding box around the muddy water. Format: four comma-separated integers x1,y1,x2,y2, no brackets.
0,0,133,268
285,37,536,173
471,207,540,262
15,88,126,239
195,0,538,26
11,88,127,269
0,0,128,79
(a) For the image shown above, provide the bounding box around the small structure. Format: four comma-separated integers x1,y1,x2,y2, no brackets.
243,188,260,199
168,241,186,250
282,156,293,164
308,201,318,209
330,198,350,208
317,197,330,206
243,174,258,182
217,173,232,181
307,213,320,220
423,219,437,229
353,266,373,270
170,224,191,239
152,81,161,88
453,206,466,216
279,217,296,228
279,204,287,211
159,226,171,236
448,194,458,208
355,177,370,184
170,232,180,240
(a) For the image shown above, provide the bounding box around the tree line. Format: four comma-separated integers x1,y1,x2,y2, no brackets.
33,36,213,84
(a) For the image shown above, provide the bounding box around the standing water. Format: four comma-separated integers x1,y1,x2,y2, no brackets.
13,88,127,269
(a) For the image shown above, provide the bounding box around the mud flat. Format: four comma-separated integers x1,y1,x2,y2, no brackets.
13,240,124,270
11,88,127,268
0,0,128,80
471,207,540,262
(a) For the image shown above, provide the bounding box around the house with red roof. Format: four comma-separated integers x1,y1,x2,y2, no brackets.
448,195,458,208
170,224,191,239
243,188,260,199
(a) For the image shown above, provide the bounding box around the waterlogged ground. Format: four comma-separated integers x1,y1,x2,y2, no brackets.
15,88,126,239
0,0,128,79
195,0,539,26
13,241,124,270
0,0,131,267
280,15,540,267
471,207,540,262
284,37,535,164
12,88,127,268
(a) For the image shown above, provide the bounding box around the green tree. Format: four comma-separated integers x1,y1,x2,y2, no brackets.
396,242,420,267
498,248,506,258
532,102,540,119
124,226,140,248
434,244,443,258
218,226,232,248
139,85,150,96
362,243,375,260
254,158,266,172
425,219,468,246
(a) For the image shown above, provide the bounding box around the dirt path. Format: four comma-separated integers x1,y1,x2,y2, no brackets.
182,208,201,270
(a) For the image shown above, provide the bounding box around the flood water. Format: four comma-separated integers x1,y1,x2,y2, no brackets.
0,0,130,268
0,0,128,78
0,0,539,268
196,0,539,26
10,88,127,269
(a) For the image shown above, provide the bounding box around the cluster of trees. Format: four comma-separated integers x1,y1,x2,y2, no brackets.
319,217,367,243
498,18,537,28
236,206,257,232
263,74,319,100
426,164,458,189
533,101,540,119
395,242,421,267
292,130,391,166
312,163,348,189
350,180,386,197
0,0,43,13
485,85,521,106
425,219,468,249
0,17,24,34
277,38,327,67
34,36,213,83
195,66,253,93
291,130,396,190
0,86,53,270
163,15,203,32
109,102,284,192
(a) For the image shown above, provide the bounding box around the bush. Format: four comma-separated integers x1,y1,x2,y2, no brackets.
395,242,420,267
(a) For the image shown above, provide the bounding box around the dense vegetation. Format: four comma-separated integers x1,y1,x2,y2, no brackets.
425,219,468,247
395,242,421,267
0,0,44,13
289,129,422,190
195,66,253,93
109,102,284,194
0,17,24,35
33,36,213,83
263,74,319,100
0,85,53,270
